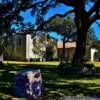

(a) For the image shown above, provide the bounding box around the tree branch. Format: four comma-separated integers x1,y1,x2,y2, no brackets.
57,0,77,7
88,13,100,27
5,0,47,22
95,21,100,27
87,0,100,17
16,0,47,14
37,10,75,30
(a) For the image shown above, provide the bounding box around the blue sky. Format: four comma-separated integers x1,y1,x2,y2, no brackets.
20,3,100,40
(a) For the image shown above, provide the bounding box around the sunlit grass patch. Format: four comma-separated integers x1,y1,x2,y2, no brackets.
87,62,100,67
93,62,100,67
4,61,60,66
0,62,100,99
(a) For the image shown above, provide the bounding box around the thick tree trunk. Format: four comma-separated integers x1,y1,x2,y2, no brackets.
72,6,89,65
61,36,66,62
72,29,87,65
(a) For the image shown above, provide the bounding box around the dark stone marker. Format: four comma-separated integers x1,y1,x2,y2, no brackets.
13,69,43,100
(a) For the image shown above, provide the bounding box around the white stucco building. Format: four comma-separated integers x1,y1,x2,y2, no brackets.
91,48,98,62
57,40,98,62
4,34,98,62
4,34,43,61
26,34,37,61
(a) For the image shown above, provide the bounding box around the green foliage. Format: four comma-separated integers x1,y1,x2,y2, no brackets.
87,28,98,45
0,36,8,56
93,40,100,60
0,62,100,99
46,38,58,60
46,45,54,60
47,16,76,38
32,33,47,56
0,0,99,64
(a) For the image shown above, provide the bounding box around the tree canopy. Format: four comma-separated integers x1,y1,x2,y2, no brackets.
46,16,76,41
0,0,99,33
87,27,98,45
0,0,100,64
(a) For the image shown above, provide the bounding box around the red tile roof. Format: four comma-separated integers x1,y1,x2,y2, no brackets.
57,41,76,48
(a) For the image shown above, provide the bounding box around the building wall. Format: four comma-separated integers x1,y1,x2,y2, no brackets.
4,34,42,61
85,46,91,61
13,35,26,60
58,48,75,61
4,35,26,61
57,47,91,62
66,48,75,61
26,34,37,61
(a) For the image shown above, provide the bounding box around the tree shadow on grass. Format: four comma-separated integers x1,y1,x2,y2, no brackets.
0,64,58,97
44,82,100,99
0,63,100,99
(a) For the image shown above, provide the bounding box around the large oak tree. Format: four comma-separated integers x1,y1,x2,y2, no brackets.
0,0,100,64
34,0,100,64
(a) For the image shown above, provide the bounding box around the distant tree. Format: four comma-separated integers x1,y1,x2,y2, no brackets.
87,28,98,45
32,32,47,61
0,37,5,62
46,45,54,61
45,16,76,61
46,38,57,61
0,0,30,63
0,34,8,63
94,40,100,60
0,0,50,63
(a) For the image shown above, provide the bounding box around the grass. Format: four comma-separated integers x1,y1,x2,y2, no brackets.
0,61,100,100
92,62,100,67
87,62,100,67
4,61,60,66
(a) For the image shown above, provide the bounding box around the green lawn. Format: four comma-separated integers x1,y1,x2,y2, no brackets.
4,61,60,66
0,61,100,100
91,62,100,67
